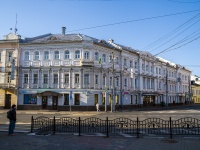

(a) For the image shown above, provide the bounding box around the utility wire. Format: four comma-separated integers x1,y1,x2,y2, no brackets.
143,12,200,51
67,9,200,32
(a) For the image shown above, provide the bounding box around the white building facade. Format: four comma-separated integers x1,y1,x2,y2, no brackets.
17,32,191,110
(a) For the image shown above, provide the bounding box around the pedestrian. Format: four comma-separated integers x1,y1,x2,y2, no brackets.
8,104,17,136
96,103,100,112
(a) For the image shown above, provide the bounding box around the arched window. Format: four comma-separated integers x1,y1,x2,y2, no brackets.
54,51,59,59
44,51,49,60
84,51,90,59
94,52,99,61
75,50,80,59
102,54,106,62
34,51,39,60
25,52,29,60
65,50,70,59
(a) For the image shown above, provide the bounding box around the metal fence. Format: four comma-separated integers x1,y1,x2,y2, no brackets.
31,116,200,138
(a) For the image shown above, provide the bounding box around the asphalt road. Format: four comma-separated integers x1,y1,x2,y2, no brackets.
1,105,200,133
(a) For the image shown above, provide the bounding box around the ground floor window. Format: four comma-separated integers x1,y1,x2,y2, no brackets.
24,94,37,104
74,94,80,105
64,94,69,105
135,95,138,104
115,95,119,104
94,94,98,105
109,94,112,104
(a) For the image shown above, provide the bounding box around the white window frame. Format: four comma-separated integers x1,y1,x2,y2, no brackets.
84,51,90,60
44,51,49,60
25,52,29,61
65,50,70,59
75,50,80,59
94,52,99,61
54,51,59,59
34,51,39,60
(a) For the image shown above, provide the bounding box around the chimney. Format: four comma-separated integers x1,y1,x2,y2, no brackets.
108,39,114,43
62,27,66,35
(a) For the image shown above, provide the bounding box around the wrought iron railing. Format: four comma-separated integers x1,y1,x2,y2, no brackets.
31,116,200,138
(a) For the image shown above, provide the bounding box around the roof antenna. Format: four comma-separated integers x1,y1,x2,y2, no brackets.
14,13,18,34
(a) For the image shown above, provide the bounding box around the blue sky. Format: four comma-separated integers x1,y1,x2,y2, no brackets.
1,0,200,75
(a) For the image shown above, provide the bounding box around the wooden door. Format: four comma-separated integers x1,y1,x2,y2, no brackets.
42,96,48,109
5,94,11,109
52,96,58,110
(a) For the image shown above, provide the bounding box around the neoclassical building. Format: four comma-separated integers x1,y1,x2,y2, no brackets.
0,33,20,109
17,29,191,110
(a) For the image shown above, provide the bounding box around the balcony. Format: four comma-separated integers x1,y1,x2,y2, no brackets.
81,59,94,67
0,83,16,89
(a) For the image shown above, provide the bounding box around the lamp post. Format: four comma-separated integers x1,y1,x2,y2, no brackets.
111,52,115,112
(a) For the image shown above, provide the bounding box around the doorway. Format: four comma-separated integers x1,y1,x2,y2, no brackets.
42,96,48,109
5,94,11,109
74,94,80,105
52,96,58,110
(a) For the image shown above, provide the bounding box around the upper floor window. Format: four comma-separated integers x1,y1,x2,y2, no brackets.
33,74,38,84
34,51,39,60
135,61,138,69
94,52,99,61
7,72,11,83
75,74,80,83
159,68,161,74
8,52,12,61
116,77,119,86
124,78,127,87
84,74,89,84
95,75,98,84
109,55,112,63
25,52,29,61
102,54,106,63
54,51,59,59
53,74,58,84
24,74,28,84
84,51,90,59
130,61,133,67
44,51,49,60
64,74,69,83
142,64,145,71
43,74,48,84
116,57,119,64
151,66,153,72
124,59,127,66
75,50,80,59
64,51,70,59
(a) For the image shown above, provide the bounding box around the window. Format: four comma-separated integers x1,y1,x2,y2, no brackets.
156,68,158,74
84,51,90,59
146,65,149,71
84,74,89,84
44,51,49,60
0,52,1,62
34,51,39,60
130,61,133,67
134,61,138,69
103,76,106,86
142,64,145,71
124,78,127,87
95,52,99,61
75,50,80,59
159,68,161,74
109,55,112,63
25,52,29,60
24,74,28,84
64,74,69,84
102,54,106,63
33,74,38,84
53,74,58,84
8,52,12,61
54,51,59,59
24,94,37,104
64,94,69,105
64,51,70,59
75,74,79,83
110,77,112,86
116,77,119,86
116,57,119,64
124,59,127,66
95,75,98,84
43,74,48,84
151,66,153,72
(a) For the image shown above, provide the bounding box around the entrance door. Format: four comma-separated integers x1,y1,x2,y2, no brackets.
5,94,11,109
42,96,48,109
52,96,58,110
74,94,80,105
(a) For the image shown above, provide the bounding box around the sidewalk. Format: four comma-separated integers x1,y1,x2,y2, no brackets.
0,132,200,150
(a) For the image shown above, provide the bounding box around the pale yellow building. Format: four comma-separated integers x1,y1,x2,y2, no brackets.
191,75,200,104
0,33,20,109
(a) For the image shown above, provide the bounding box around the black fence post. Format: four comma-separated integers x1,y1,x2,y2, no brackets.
78,117,81,136
31,116,33,133
137,117,139,138
169,117,172,139
106,117,109,137
53,116,56,135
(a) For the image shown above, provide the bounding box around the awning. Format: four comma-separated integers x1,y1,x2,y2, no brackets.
37,91,61,96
